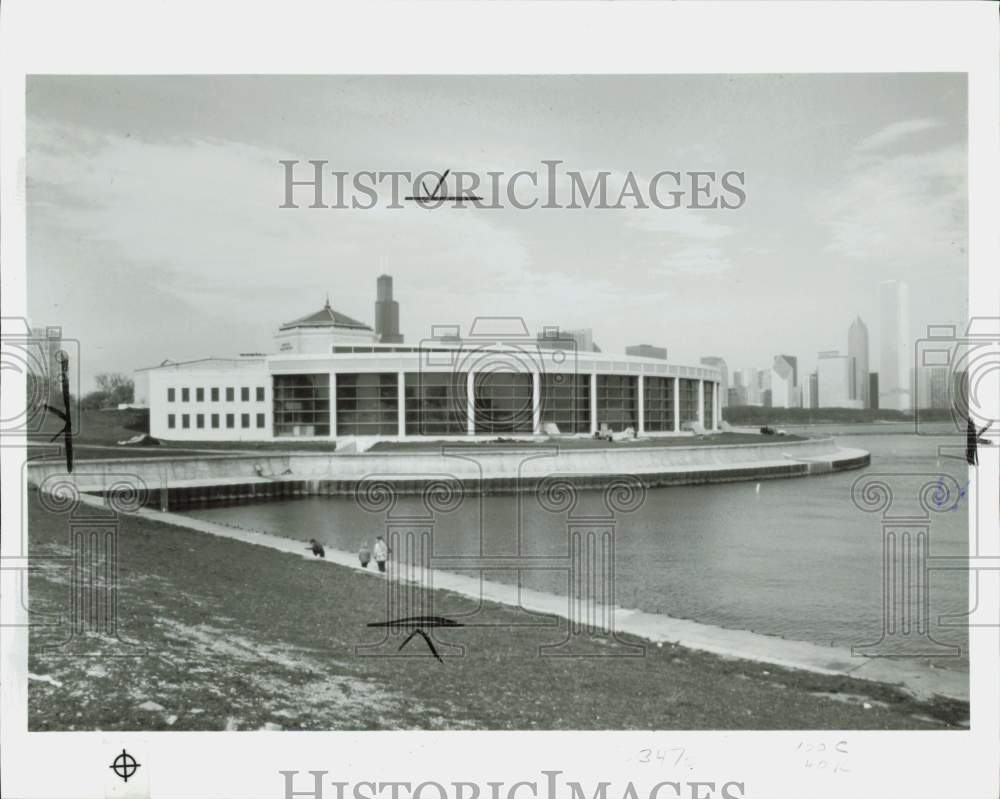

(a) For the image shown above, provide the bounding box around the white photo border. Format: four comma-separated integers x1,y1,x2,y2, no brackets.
1,2,997,798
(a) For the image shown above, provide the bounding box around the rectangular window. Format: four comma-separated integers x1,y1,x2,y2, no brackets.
404,372,468,435
643,376,675,432
181,414,190,429
241,387,250,402
256,386,265,402
256,413,265,428
211,413,219,429
226,387,234,402
703,382,714,429
272,374,331,437
211,387,219,402
196,414,204,429
181,388,190,402
678,379,699,429
473,372,533,434
167,388,175,402
336,373,399,435
596,375,638,431
167,414,176,429
226,413,235,429
540,374,590,434
241,413,250,429
195,387,204,402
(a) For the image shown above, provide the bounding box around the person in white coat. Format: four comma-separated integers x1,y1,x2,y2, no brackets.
373,536,389,573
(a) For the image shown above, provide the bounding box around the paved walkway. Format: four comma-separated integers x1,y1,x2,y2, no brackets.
78,494,968,703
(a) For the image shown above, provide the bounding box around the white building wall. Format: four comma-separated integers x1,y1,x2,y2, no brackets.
147,360,271,441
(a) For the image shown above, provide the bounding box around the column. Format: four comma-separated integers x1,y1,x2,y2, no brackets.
589,372,598,434
531,372,541,434
397,371,405,437
330,371,337,438
466,371,476,435
697,380,705,427
715,380,721,430
672,376,680,433
637,374,645,434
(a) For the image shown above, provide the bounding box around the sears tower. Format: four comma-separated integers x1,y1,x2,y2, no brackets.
375,274,403,343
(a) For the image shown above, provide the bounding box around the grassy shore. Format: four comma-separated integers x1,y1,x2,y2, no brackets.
27,492,966,731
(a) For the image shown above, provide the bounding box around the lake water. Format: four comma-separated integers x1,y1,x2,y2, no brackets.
183,425,971,671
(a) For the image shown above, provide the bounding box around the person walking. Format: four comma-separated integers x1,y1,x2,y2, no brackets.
306,538,325,558
358,540,372,569
373,535,389,573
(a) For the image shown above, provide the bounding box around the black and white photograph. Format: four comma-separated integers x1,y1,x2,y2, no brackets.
1,3,998,799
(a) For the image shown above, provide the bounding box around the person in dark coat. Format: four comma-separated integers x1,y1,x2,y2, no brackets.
306,538,326,558
358,540,372,569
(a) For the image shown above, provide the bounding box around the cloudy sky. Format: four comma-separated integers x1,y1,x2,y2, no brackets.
27,74,967,389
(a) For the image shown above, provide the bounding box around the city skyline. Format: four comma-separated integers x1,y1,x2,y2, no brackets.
26,74,967,389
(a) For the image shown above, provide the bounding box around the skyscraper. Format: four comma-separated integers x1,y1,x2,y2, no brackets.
770,355,796,408
848,316,870,408
878,280,912,411
700,357,729,407
374,274,403,344
817,350,859,408
778,355,798,387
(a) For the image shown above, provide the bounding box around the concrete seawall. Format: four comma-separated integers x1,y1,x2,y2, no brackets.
27,437,869,506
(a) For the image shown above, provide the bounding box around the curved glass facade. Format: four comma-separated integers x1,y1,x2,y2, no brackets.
336,373,398,435
597,375,638,430
644,376,675,432
404,372,468,435
678,378,699,429
540,374,590,434
272,374,330,437
473,372,533,434
254,371,718,437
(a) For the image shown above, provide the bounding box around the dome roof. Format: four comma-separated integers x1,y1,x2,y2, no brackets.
280,297,372,332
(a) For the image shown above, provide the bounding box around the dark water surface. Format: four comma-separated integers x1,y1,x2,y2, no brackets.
184,427,971,671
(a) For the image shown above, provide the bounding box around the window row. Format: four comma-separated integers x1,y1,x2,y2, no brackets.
167,386,265,403
167,413,265,430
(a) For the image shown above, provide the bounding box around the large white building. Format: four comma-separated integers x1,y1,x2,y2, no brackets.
817,350,863,409
137,300,722,443
879,280,912,411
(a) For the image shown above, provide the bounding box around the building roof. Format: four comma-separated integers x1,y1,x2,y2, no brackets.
280,298,373,332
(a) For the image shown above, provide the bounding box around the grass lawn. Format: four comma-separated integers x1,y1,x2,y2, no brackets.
27,492,966,731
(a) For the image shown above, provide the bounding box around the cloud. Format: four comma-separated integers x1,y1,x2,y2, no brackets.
819,143,966,265
855,118,942,153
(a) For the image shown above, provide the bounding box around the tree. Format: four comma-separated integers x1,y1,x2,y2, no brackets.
91,373,134,408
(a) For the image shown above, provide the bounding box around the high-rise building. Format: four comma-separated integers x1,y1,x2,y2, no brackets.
817,350,862,408
627,344,667,360
778,354,798,387
878,280,912,411
374,275,403,344
770,355,796,408
869,373,879,410
803,371,819,409
700,357,729,407
848,316,870,408
916,365,952,409
537,327,600,353
733,367,761,406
